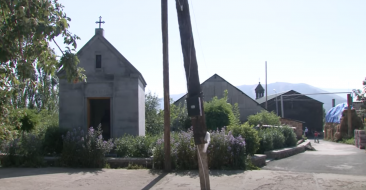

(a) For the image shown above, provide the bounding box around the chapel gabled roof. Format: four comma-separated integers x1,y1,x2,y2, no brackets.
56,28,147,87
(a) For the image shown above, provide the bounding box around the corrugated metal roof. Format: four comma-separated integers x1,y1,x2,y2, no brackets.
255,91,290,104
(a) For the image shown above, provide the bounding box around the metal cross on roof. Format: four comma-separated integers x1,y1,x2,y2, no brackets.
96,16,105,28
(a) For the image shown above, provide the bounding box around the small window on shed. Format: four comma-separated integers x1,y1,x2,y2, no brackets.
96,55,102,68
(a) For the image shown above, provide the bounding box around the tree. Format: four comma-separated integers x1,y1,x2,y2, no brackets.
247,110,281,127
204,90,235,131
170,101,191,131
0,0,85,126
353,77,366,109
145,92,163,135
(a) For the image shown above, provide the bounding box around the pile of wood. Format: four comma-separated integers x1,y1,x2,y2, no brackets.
354,130,366,149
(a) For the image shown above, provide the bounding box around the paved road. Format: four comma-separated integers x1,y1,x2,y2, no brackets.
263,139,366,175
1,140,366,190
1,168,366,190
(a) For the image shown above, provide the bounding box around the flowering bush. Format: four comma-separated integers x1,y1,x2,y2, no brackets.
1,133,44,167
153,128,246,170
208,129,246,169
114,135,158,158
61,126,114,168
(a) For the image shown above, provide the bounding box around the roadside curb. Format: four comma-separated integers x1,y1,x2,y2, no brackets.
264,140,311,161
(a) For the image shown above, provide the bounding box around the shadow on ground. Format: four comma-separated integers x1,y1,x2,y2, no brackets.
0,167,104,179
148,169,246,177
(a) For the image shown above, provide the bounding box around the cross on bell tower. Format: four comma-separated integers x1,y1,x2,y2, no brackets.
96,16,105,28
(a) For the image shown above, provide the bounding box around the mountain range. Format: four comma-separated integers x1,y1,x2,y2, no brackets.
161,82,349,112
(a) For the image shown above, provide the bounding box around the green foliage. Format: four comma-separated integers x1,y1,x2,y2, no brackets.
257,129,273,153
257,127,289,153
228,122,260,156
339,137,355,145
170,102,191,131
247,110,281,127
114,135,158,158
353,77,366,109
145,92,164,135
126,163,146,169
204,90,235,131
302,135,308,141
280,126,297,147
60,126,114,168
1,133,45,167
153,129,246,170
0,0,85,128
43,126,68,156
269,128,285,149
229,103,241,127
18,109,39,132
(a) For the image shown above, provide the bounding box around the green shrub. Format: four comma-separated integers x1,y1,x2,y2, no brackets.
302,135,308,140
280,126,297,147
126,163,146,169
247,110,280,127
153,129,246,170
257,129,273,153
60,126,114,168
339,137,355,145
268,128,285,149
228,122,260,156
114,135,158,158
1,133,44,167
43,126,68,156
204,90,235,131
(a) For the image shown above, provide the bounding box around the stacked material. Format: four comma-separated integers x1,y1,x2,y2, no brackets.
354,130,366,149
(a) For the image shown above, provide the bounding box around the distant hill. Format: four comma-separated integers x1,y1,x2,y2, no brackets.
237,82,347,112
162,82,347,112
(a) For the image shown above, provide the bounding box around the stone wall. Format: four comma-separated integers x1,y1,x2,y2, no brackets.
264,142,308,160
280,118,303,139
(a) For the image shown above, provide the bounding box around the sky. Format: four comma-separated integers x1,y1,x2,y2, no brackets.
51,0,366,97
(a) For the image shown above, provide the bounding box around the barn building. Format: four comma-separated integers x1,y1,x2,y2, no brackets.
255,89,324,133
174,74,264,122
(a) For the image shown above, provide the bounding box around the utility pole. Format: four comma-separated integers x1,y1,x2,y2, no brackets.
162,0,171,172
347,94,352,138
175,0,210,189
281,95,284,118
265,61,268,110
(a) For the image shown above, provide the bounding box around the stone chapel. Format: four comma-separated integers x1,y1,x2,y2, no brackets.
57,23,146,139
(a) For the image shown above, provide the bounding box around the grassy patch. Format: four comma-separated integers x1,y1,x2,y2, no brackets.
339,138,355,145
126,163,146,169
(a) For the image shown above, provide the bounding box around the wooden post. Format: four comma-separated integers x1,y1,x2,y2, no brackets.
175,0,210,189
162,0,171,172
347,94,352,138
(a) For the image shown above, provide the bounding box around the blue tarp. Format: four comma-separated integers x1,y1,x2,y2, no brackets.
325,103,352,123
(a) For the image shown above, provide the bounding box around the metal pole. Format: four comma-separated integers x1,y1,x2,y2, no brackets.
332,99,335,107
347,94,352,137
274,89,278,116
162,0,171,172
281,95,284,118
